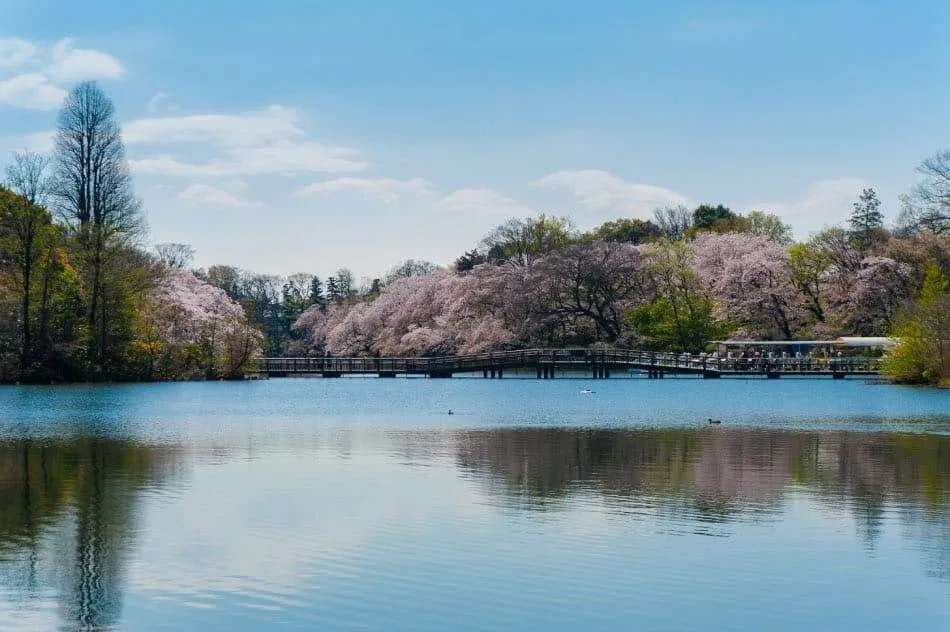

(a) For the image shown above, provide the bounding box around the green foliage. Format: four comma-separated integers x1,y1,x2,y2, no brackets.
882,261,950,385
586,218,663,244
628,296,727,353
849,188,884,252
631,239,732,352
692,204,734,230
454,249,486,272
482,214,577,265
787,239,832,323
746,210,793,245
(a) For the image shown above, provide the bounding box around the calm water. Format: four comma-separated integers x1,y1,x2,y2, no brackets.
1,378,949,631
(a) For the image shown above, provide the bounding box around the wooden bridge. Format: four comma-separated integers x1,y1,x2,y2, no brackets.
259,349,881,379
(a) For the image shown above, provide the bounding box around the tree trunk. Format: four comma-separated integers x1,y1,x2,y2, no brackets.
20,257,31,377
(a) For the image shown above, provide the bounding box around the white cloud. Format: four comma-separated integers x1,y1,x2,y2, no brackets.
131,142,366,177
755,178,868,237
297,177,432,202
0,73,66,110
0,38,38,69
124,105,305,146
0,129,55,154
231,142,366,174
176,183,259,208
0,36,124,111
437,188,533,216
124,106,368,177
533,169,687,216
46,38,124,82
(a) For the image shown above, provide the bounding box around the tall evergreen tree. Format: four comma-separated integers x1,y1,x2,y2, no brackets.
849,188,884,251
310,276,326,311
326,276,340,304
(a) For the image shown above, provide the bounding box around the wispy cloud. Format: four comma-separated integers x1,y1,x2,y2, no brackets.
124,105,304,146
0,36,124,110
752,178,868,237
146,91,173,114
298,177,432,203
132,143,366,177
176,183,259,208
533,169,687,217
125,105,367,177
437,188,533,216
0,38,38,69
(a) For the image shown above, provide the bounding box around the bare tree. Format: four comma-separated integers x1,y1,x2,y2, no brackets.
538,241,651,342
652,205,693,241
154,242,195,269
4,150,51,206
899,151,950,236
480,215,577,266
52,82,146,369
384,259,440,284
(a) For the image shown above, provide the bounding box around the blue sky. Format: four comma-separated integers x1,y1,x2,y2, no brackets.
1,0,948,280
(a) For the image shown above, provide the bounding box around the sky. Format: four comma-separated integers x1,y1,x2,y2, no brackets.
1,0,949,281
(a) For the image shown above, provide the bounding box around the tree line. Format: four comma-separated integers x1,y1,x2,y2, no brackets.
289,188,948,384
0,82,259,382
1,83,948,384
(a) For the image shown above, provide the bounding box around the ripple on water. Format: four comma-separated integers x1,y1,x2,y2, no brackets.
0,382,949,630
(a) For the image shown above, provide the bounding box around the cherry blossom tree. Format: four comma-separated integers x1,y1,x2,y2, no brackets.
691,233,800,339
825,256,911,335
139,267,261,378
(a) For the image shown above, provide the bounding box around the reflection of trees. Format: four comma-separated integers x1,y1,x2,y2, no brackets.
455,429,803,518
0,439,182,631
456,428,950,567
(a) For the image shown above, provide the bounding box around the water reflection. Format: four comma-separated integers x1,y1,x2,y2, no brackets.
0,439,182,631
0,428,949,630
454,428,950,575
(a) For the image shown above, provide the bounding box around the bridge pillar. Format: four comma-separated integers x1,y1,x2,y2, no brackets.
604,368,610,379
483,369,489,379
497,369,503,379
537,365,543,379
490,369,496,379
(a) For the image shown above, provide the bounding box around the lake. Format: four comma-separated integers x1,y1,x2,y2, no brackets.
1,377,949,631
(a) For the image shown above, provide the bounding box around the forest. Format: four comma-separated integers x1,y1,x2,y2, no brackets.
2,82,949,384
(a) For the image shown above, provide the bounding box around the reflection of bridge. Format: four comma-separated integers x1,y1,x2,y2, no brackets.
260,349,882,379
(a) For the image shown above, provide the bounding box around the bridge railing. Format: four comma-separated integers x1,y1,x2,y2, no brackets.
260,350,882,375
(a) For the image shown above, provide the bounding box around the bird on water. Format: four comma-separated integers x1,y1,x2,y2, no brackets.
708,418,721,424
